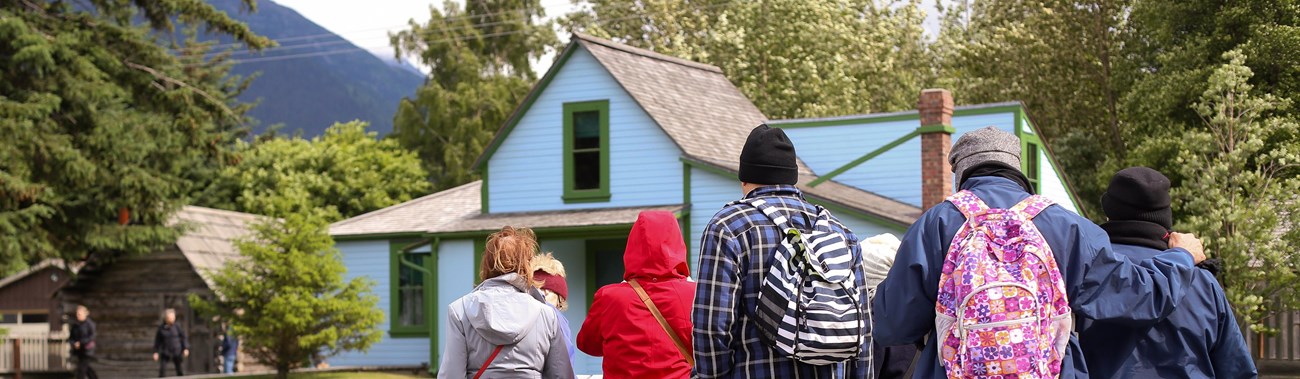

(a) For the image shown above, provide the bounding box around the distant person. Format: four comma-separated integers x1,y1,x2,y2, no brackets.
873,126,1206,378
153,308,189,377
578,211,697,378
1078,167,1257,378
437,226,574,379
693,125,872,378
533,252,578,367
69,305,98,379
218,309,242,374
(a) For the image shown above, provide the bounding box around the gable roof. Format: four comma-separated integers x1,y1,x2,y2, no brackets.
474,33,798,174
0,259,76,290
329,181,685,237
169,206,263,288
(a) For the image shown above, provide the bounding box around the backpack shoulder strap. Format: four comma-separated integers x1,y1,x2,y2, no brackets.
629,279,695,366
1010,195,1055,219
736,197,794,230
946,190,991,219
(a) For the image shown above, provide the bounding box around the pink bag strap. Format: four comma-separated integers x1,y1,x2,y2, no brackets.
1010,195,1055,219
946,190,990,219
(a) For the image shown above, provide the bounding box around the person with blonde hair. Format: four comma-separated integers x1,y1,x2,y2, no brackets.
532,253,578,366
438,226,574,379
69,305,98,379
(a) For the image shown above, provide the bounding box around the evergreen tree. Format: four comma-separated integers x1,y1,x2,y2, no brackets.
390,0,559,190
192,205,383,379
0,0,270,273
1172,50,1300,333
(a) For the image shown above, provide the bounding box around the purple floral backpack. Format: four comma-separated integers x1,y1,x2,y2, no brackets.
935,190,1073,379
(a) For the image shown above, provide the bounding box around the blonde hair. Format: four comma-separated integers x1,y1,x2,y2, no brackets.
480,226,539,282
532,252,567,277
533,252,568,310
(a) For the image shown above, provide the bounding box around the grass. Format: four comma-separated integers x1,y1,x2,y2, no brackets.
241,373,425,379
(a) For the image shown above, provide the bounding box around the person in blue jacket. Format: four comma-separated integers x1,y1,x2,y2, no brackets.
1078,167,1257,378
872,126,1207,378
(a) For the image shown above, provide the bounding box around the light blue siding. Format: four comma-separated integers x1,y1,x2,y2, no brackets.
333,240,429,367
781,112,1016,207
1037,148,1080,213
687,167,742,273
436,240,475,360
487,47,683,213
540,239,602,375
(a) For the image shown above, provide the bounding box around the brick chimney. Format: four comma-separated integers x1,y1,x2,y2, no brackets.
918,89,954,210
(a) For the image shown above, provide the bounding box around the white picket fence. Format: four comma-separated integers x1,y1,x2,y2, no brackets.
0,332,71,373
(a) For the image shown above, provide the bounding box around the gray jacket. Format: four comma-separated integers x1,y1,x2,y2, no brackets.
437,273,574,379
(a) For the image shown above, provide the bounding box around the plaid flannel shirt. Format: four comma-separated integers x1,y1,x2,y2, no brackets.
692,185,872,379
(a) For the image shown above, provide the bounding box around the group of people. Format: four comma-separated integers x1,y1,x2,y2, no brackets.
436,124,1260,378
67,306,241,379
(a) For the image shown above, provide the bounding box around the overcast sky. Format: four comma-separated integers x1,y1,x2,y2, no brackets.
270,0,941,72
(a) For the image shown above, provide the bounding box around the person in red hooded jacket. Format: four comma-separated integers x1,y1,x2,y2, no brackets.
577,210,696,379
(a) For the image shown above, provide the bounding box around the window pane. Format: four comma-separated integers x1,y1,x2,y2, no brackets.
573,111,600,150
398,253,427,327
574,151,600,190
22,313,48,324
0,314,15,324
1027,144,1040,179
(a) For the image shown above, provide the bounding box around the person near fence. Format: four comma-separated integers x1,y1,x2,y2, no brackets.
532,252,578,368
872,127,1208,378
69,305,98,379
1077,167,1257,378
693,124,873,379
153,308,189,377
578,210,696,379
437,226,574,379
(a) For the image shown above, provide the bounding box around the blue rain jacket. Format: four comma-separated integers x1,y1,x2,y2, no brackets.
872,176,1199,378
1078,243,1257,379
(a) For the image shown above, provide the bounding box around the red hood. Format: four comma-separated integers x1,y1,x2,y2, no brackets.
623,211,690,280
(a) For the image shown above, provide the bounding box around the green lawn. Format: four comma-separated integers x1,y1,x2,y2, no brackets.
242,372,425,379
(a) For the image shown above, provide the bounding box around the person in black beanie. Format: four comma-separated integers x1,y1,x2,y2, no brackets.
1078,166,1256,379
692,124,873,378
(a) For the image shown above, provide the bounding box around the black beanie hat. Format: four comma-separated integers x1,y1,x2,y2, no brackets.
738,124,799,185
1102,167,1173,230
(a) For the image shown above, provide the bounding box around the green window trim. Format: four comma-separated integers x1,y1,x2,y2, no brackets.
388,239,435,338
562,100,611,203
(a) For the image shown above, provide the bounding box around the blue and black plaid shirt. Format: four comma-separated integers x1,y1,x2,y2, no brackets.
692,185,872,379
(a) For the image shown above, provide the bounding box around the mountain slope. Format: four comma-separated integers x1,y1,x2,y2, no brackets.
209,0,423,136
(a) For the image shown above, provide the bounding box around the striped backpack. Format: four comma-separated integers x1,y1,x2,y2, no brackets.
935,191,1072,379
738,197,868,365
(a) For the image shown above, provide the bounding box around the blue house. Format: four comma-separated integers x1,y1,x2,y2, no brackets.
327,33,1084,374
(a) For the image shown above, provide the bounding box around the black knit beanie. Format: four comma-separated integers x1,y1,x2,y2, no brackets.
738,124,799,185
1102,167,1173,230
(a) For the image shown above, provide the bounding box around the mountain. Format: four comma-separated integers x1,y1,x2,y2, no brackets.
207,0,423,136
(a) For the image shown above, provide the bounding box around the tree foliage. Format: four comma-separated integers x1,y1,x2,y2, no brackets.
191,208,383,379
197,121,430,222
1172,50,1300,333
390,0,559,191
0,0,270,274
564,0,936,119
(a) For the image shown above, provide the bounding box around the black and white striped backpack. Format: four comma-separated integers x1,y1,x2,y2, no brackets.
739,197,869,365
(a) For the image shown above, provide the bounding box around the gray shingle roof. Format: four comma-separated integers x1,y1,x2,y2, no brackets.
573,33,777,171
169,206,263,288
337,34,918,237
329,180,683,236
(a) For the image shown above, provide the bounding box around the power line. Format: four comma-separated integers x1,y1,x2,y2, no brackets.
175,6,539,53
184,0,736,68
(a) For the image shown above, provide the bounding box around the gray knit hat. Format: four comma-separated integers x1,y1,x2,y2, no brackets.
949,126,1022,179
